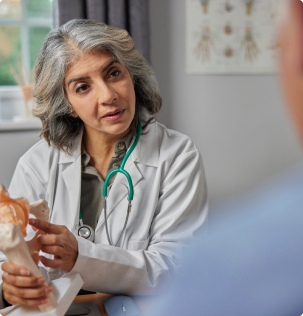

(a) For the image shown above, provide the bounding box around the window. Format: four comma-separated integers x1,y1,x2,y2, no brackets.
0,0,56,124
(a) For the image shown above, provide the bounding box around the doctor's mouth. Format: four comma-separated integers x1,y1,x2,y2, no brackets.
102,109,125,121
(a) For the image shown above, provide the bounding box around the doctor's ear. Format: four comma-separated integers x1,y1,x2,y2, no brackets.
70,111,79,118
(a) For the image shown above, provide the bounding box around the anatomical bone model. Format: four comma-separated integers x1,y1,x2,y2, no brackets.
244,0,254,15
225,1,234,12
267,0,281,50
200,0,211,14
0,183,57,312
240,26,260,62
194,25,215,63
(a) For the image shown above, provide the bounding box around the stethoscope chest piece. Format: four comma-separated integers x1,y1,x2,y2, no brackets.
78,224,95,242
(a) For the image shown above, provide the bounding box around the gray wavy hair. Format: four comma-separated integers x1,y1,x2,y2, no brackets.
32,19,162,152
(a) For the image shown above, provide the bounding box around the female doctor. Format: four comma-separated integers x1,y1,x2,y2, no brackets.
0,19,208,307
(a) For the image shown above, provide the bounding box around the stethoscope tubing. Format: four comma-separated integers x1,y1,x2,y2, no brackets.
102,121,142,246
103,121,142,201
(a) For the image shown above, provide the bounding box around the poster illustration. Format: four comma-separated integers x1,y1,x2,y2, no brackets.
186,0,284,74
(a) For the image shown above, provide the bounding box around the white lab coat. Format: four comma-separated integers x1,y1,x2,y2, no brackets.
0,121,208,298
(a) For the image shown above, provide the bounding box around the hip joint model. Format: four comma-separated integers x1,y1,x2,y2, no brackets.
0,183,57,312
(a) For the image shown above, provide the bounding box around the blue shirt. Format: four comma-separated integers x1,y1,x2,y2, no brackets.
149,166,303,316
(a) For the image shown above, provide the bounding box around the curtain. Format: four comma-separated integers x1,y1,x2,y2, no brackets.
57,0,150,62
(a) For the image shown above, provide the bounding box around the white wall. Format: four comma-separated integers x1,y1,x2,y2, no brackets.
0,89,41,189
0,130,40,188
149,0,303,206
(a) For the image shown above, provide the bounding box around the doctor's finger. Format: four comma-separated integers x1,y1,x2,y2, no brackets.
38,233,64,246
3,291,48,307
3,281,52,299
2,261,30,276
29,218,62,234
40,245,64,257
2,272,45,288
39,256,63,270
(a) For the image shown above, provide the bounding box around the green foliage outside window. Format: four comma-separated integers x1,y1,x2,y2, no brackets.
29,26,51,70
0,0,53,86
0,26,21,86
27,0,53,18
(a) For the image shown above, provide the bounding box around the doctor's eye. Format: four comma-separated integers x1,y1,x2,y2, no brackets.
108,69,122,79
75,84,89,93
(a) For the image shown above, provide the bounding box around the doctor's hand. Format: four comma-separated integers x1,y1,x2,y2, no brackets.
29,218,78,272
1,254,52,306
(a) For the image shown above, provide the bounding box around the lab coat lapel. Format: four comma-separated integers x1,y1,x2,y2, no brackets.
60,157,81,231
57,130,82,231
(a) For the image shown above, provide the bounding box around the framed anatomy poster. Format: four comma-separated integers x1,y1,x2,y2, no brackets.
186,0,284,74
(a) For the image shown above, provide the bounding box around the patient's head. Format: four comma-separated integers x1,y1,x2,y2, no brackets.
279,0,303,143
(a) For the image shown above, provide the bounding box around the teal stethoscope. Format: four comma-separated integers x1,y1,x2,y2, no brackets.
78,121,142,246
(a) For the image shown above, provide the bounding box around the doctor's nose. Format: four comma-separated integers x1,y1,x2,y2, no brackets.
97,82,118,105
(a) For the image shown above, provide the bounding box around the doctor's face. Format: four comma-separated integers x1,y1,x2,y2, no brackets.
64,50,136,138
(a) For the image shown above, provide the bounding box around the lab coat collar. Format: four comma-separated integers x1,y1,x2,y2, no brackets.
58,127,83,164
133,121,159,168
58,121,160,167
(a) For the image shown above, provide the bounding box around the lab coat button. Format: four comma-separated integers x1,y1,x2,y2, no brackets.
113,163,120,169
118,142,125,150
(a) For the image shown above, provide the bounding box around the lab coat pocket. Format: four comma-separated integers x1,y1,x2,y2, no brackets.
127,237,150,251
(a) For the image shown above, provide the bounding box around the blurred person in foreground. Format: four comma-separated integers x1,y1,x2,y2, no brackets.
148,1,303,315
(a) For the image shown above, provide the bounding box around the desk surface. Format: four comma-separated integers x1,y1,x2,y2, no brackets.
73,294,112,316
